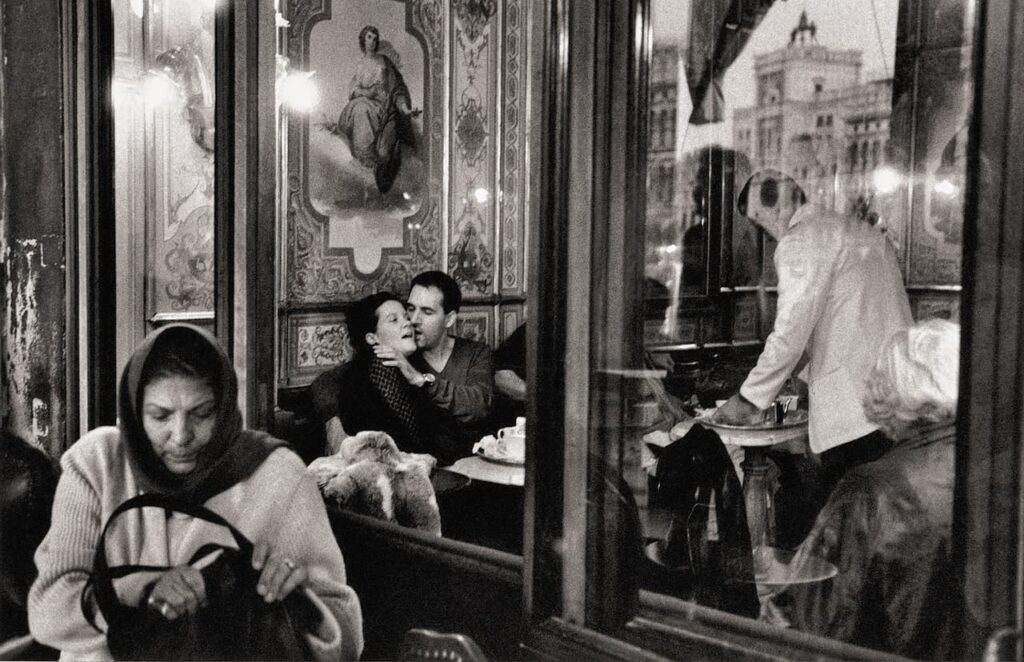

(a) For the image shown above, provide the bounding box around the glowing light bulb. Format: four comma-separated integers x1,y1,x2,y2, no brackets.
871,166,901,195
933,179,958,197
279,71,320,112
142,71,178,107
112,81,135,108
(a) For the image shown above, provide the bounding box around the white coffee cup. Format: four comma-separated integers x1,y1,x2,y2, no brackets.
496,425,526,458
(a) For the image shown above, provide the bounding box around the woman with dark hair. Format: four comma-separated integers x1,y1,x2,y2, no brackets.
333,292,466,466
337,25,420,195
28,324,363,660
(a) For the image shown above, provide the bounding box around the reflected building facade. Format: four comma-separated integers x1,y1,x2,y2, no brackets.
732,12,892,213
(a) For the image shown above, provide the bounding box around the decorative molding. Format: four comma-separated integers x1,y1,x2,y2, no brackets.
499,0,525,294
453,0,497,43
450,0,497,298
449,202,495,293
499,304,523,340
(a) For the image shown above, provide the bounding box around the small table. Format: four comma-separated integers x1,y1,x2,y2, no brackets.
447,455,525,487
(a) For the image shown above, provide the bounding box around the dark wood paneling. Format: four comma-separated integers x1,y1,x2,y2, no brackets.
524,0,569,627
329,509,524,660
955,0,1024,657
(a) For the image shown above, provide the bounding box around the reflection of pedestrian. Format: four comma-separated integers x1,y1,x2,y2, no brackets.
337,25,420,195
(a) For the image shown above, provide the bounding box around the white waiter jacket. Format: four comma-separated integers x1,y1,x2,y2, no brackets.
739,204,913,453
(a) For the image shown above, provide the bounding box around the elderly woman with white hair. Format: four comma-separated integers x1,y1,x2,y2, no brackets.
766,318,960,659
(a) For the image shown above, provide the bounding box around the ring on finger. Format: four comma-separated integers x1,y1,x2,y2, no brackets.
284,558,297,571
160,602,172,618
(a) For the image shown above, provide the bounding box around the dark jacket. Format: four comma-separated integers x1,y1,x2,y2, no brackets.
777,423,956,659
334,355,472,466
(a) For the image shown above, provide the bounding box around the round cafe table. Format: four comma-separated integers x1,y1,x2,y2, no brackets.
447,455,524,487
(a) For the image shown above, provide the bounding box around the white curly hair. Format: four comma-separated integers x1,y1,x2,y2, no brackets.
862,318,960,440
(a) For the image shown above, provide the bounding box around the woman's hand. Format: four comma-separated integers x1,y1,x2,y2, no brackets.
251,542,307,603
372,343,422,385
146,565,206,620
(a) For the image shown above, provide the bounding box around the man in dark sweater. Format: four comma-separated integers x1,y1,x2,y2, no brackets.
372,270,494,457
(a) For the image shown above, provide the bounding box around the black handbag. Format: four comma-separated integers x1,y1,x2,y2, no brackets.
83,493,320,661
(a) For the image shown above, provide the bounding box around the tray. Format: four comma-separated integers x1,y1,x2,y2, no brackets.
698,408,808,431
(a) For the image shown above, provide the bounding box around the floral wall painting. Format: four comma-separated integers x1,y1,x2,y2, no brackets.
292,0,437,282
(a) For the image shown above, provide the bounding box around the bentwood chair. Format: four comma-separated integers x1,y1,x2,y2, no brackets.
399,628,488,662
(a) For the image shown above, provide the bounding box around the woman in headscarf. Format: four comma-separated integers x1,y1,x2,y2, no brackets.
332,292,467,466
28,324,363,660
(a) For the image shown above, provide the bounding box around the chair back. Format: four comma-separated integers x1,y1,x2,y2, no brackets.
399,628,488,662
652,423,759,617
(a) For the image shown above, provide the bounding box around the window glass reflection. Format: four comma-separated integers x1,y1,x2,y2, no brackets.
635,0,971,656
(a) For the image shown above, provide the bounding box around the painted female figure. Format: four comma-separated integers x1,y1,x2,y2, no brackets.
337,25,420,195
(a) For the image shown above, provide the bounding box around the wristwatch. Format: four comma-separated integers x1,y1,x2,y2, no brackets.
414,372,437,388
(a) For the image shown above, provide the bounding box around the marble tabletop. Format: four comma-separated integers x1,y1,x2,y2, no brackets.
447,455,525,487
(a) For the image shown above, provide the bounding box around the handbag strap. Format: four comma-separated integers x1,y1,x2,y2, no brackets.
88,493,255,630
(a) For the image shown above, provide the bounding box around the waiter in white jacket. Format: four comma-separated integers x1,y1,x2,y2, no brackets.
714,169,912,488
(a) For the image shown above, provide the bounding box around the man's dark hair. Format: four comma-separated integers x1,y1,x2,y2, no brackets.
737,171,806,217
410,271,462,314
346,291,403,356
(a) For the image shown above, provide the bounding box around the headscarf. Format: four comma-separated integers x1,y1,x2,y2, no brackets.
118,324,285,503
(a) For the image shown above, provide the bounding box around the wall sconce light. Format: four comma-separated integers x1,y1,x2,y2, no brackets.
278,70,320,112
141,70,180,107
871,165,901,195
276,54,320,112
933,178,959,198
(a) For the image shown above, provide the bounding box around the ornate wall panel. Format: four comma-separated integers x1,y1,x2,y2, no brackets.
498,0,527,294
282,312,353,387
447,0,498,297
285,0,445,303
499,303,525,342
148,4,216,318
454,307,493,345
280,0,532,387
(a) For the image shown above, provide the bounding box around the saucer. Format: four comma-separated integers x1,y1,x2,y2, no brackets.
474,445,525,466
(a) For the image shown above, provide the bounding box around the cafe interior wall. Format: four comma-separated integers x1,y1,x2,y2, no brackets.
0,0,69,458
277,0,532,389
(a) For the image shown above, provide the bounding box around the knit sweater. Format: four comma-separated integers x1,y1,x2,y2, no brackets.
28,427,363,661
